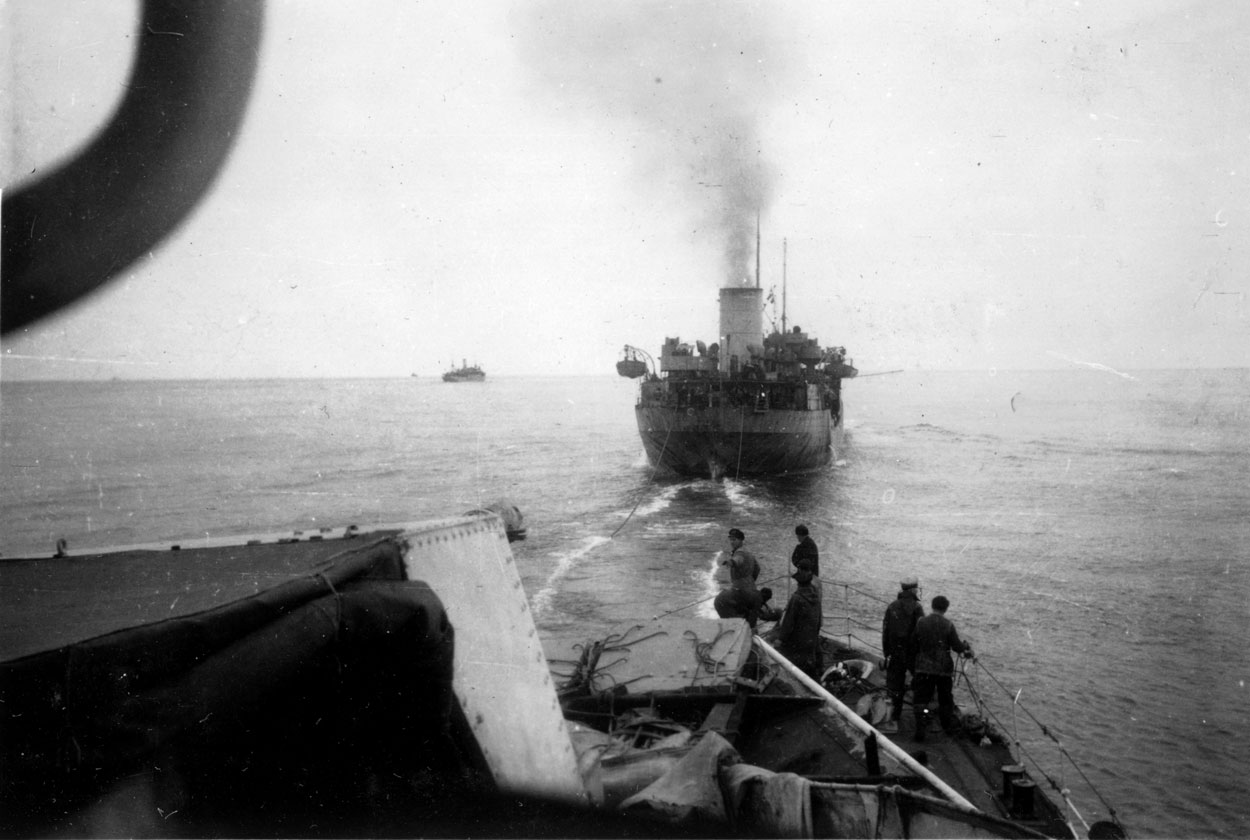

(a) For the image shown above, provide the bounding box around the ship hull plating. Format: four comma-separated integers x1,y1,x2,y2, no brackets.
636,404,840,478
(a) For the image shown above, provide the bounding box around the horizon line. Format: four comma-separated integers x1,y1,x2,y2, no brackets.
2,365,1247,385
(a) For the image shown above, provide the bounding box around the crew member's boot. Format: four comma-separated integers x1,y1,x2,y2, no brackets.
914,707,927,742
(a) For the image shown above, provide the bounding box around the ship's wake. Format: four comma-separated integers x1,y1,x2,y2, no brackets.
695,551,725,619
627,483,682,518
529,535,611,620
722,478,765,510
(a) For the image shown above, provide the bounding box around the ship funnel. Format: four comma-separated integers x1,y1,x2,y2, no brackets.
718,287,763,374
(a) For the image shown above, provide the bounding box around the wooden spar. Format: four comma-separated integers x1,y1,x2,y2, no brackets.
753,636,979,812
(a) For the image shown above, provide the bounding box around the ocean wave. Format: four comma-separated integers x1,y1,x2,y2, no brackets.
1112,444,1228,459
899,422,960,437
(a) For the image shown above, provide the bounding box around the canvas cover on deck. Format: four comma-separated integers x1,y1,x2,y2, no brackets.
615,724,1050,839
0,534,486,836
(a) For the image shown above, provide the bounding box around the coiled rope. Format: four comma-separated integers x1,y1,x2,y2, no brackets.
551,624,672,694
554,622,747,695
682,627,738,683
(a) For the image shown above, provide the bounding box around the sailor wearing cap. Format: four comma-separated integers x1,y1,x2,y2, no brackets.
791,524,820,578
725,525,760,605
880,577,925,732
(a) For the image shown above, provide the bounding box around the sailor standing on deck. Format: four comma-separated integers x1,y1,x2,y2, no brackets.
881,578,925,732
791,525,820,577
722,528,761,597
766,559,823,679
911,595,973,742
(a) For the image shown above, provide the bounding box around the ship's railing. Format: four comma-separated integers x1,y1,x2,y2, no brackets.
809,575,1128,839
814,577,889,656
637,377,827,413
959,658,1128,838
648,575,1127,837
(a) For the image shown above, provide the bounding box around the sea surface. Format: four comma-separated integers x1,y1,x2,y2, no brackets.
2,369,1248,838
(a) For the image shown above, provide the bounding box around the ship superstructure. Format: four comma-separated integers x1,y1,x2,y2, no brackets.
621,284,855,478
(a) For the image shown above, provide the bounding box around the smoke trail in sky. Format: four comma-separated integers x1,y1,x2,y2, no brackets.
515,1,796,286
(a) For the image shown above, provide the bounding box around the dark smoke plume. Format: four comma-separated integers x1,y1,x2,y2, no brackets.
515,1,795,286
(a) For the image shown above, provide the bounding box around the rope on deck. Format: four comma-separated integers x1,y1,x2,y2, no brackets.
683,626,739,684
554,624,672,696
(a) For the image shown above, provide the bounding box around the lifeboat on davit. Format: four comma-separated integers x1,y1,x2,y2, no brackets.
615,345,651,379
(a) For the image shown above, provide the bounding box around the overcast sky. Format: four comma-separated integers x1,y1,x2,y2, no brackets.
3,1,1247,379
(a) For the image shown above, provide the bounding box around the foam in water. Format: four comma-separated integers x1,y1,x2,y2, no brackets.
529,534,611,619
694,551,724,619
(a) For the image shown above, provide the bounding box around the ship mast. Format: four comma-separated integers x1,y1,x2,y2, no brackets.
782,238,788,335
754,211,761,289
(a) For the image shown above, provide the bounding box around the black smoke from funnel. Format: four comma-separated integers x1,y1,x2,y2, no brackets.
515,0,795,287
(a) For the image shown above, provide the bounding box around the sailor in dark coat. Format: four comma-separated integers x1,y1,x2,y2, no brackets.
911,595,973,741
756,587,782,623
881,577,924,728
791,524,820,578
766,560,823,679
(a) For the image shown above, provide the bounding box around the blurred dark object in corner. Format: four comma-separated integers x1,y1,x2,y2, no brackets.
1,1,264,335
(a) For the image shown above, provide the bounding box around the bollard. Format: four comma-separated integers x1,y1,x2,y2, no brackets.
865,732,881,776
1010,778,1036,819
1000,764,1025,801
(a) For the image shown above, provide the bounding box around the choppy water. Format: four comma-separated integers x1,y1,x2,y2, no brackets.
2,369,1248,838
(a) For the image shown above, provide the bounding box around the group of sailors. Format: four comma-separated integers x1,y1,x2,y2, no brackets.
713,525,825,679
714,525,974,742
881,579,973,740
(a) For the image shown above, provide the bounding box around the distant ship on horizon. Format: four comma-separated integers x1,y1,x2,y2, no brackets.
442,359,485,382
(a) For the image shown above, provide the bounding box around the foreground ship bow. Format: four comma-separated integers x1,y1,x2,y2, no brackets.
622,285,856,478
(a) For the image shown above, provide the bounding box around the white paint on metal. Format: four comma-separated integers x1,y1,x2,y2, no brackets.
399,515,588,805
